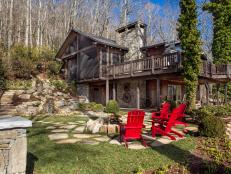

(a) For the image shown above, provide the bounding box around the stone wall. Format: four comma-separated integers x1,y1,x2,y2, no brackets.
117,26,146,61
0,116,31,174
116,79,146,108
0,129,27,174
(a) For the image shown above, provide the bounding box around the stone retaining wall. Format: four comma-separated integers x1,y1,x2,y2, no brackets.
0,116,32,174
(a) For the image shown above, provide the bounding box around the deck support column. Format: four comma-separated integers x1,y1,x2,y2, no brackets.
205,82,209,105
156,79,161,108
113,81,116,100
216,84,220,105
106,46,110,104
136,82,140,109
224,83,228,104
106,79,109,104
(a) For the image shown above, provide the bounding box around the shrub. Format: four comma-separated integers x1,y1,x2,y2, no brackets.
79,103,88,111
79,102,104,112
105,100,119,114
49,79,68,92
199,116,226,138
92,104,104,112
47,61,62,75
9,44,56,79
5,80,32,90
0,58,6,91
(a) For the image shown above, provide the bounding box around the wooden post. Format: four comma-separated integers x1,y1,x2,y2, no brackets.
113,81,116,100
156,79,161,108
152,56,155,74
99,47,102,78
76,35,79,80
106,46,110,104
205,82,209,105
137,81,140,109
216,84,220,105
224,83,228,104
106,79,109,104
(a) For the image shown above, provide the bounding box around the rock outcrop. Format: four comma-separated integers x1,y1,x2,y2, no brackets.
0,77,80,116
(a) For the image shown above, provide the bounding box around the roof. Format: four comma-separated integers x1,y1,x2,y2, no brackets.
116,21,147,33
56,28,128,58
141,41,181,50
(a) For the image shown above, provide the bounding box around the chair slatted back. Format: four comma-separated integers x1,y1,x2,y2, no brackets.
125,110,145,138
152,102,170,119
160,102,170,118
165,106,181,132
178,103,187,118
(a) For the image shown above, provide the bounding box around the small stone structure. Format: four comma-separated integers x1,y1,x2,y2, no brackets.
0,116,32,174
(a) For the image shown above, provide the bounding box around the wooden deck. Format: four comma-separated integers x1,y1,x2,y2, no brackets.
100,52,231,81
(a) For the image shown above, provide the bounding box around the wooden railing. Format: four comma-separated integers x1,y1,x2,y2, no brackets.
201,62,231,78
101,52,231,80
102,52,181,78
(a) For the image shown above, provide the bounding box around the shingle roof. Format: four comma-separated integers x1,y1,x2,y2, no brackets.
140,41,181,50
56,28,128,58
116,21,147,33
72,28,128,50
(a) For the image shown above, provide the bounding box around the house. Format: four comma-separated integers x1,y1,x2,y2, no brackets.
56,21,231,109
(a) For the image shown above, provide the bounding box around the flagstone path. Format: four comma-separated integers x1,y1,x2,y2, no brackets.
35,114,198,149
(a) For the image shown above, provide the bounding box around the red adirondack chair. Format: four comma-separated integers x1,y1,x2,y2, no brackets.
151,106,184,140
151,102,170,120
173,103,188,127
119,110,146,148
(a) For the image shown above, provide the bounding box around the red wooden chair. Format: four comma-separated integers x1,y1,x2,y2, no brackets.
119,110,146,148
173,103,188,127
151,107,184,140
151,102,170,120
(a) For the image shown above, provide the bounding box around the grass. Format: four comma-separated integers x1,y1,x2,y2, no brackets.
27,115,196,174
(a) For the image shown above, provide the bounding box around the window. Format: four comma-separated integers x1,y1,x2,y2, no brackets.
112,53,120,65
102,50,107,65
167,85,181,101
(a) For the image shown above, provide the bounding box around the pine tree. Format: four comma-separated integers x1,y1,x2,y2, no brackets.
203,0,231,64
178,0,202,110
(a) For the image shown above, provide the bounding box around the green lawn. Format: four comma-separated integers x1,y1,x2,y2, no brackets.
26,115,196,174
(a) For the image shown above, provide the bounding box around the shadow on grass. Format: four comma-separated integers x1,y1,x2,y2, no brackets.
26,152,38,174
151,141,231,174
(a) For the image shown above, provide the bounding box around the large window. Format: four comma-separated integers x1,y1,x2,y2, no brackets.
167,85,182,101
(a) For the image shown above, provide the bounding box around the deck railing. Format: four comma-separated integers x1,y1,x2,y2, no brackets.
101,52,231,79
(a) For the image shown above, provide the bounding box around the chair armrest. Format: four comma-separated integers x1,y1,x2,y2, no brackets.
124,126,143,129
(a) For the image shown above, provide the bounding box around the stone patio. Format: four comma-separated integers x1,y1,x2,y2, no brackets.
37,114,197,149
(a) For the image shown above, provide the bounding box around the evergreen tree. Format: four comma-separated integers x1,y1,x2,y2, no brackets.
0,58,6,92
203,0,231,64
178,0,202,110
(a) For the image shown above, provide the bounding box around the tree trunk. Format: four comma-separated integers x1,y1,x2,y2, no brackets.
7,0,14,50
25,0,30,46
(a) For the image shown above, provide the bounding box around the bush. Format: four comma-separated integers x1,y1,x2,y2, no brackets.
5,80,32,90
199,116,226,138
49,79,68,92
9,44,56,79
92,104,104,112
47,61,62,75
105,100,119,114
79,102,104,112
0,58,6,91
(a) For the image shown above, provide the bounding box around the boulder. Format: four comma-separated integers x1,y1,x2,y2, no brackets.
42,98,55,114
18,94,31,100
107,124,119,134
27,106,39,116
54,99,66,108
86,118,104,134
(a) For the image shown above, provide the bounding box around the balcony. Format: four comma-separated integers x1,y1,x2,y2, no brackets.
101,52,231,80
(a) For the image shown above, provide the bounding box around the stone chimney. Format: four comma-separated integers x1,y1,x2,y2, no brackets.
116,21,147,61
